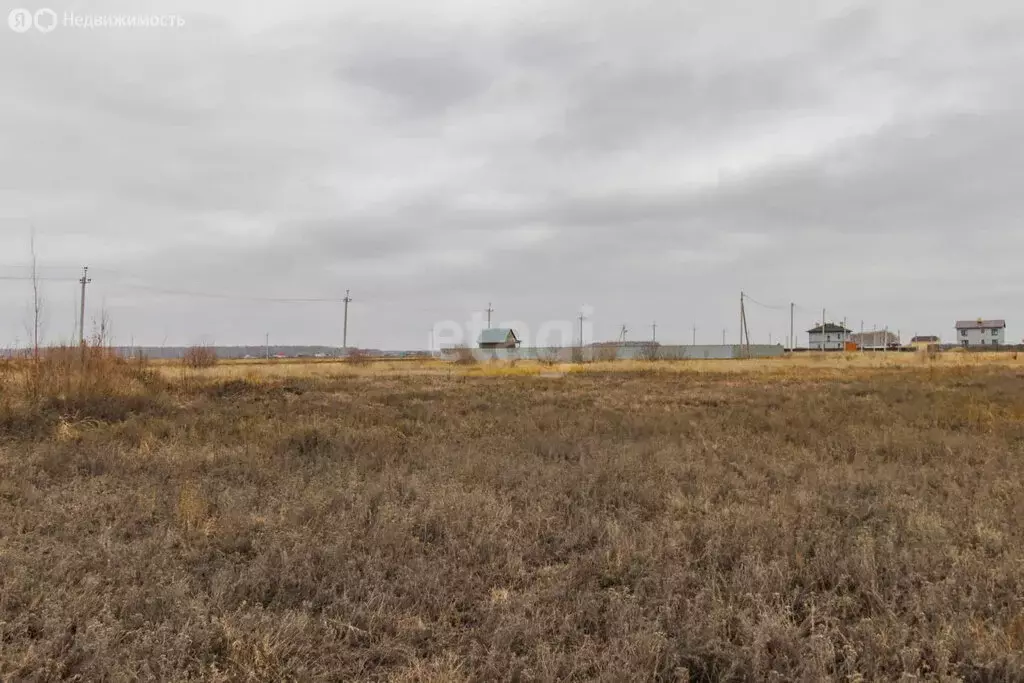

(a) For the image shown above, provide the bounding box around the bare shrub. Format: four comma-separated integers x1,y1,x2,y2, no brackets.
454,345,478,365
638,341,661,361
182,344,218,369
27,227,43,359
571,345,585,364
538,346,561,366
346,348,370,366
90,306,113,348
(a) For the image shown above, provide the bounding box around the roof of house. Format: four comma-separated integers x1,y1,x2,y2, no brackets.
478,328,519,344
807,323,851,334
911,335,940,342
955,319,1006,330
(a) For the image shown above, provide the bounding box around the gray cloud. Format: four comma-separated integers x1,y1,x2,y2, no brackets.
2,0,1023,348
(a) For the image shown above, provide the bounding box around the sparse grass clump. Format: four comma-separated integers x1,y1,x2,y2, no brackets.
1,360,1023,680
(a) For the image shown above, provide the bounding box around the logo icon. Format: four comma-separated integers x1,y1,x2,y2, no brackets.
34,8,57,32
7,8,33,32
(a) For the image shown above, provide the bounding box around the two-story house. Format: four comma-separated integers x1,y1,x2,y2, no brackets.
954,319,1006,347
807,322,851,351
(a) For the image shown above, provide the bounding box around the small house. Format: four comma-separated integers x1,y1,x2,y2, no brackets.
807,322,851,351
478,328,520,349
910,335,940,351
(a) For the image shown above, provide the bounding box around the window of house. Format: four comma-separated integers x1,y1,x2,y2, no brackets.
992,328,999,335
961,329,967,337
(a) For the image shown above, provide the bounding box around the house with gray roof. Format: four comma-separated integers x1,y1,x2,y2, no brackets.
955,319,1006,347
807,322,851,351
478,328,520,349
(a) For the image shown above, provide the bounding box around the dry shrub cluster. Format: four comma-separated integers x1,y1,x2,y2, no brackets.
345,348,371,366
453,345,479,365
571,345,585,364
182,344,218,369
1,364,1023,680
538,347,561,366
638,342,661,361
0,345,164,437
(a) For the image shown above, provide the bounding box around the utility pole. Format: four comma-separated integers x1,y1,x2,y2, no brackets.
577,311,586,346
740,292,744,346
739,291,750,357
722,328,726,345
692,323,697,346
486,302,494,329
342,289,352,350
790,302,795,352
265,333,269,360
78,266,91,346
821,307,826,352
651,321,657,343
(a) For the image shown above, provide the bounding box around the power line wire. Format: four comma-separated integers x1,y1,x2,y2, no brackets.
102,282,349,303
0,275,79,281
742,294,789,311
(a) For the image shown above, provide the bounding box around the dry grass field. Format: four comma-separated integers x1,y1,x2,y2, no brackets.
2,349,1023,681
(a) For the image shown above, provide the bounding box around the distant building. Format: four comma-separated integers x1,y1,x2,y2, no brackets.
807,322,851,351
478,328,520,349
955,319,1006,347
909,335,941,351
849,330,900,350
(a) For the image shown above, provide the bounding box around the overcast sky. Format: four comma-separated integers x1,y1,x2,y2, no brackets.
2,0,1022,349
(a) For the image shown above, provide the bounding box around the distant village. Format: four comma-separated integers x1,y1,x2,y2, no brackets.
804,318,1009,352
7,318,1011,361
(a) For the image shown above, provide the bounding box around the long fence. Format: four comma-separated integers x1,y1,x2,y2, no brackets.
439,344,785,363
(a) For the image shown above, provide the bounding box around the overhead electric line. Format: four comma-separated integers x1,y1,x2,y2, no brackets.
101,282,350,303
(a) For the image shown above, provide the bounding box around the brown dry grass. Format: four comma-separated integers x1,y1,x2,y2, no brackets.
1,352,1023,680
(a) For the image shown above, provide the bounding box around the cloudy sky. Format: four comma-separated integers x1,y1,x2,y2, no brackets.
1,0,1022,349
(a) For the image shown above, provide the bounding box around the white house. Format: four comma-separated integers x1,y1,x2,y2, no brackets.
807,322,851,351
955,319,1006,347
